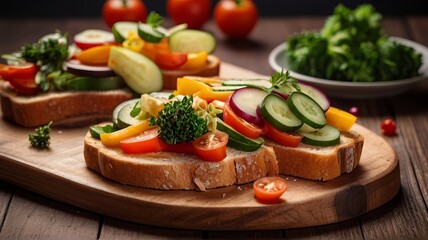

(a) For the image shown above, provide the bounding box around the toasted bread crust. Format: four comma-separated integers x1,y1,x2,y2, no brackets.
0,82,134,127
84,132,278,190
265,130,364,181
162,55,220,89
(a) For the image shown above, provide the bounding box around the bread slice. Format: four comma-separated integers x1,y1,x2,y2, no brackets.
84,132,279,191
264,130,364,181
162,55,220,90
0,82,134,127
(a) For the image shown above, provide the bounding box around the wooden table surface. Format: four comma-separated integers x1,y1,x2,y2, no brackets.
1,16,428,239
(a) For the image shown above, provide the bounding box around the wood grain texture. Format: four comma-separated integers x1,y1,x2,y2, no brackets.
0,63,400,231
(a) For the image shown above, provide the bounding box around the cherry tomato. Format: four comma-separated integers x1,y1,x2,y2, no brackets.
192,131,228,162
102,0,147,28
214,0,259,39
381,118,397,136
155,51,188,70
264,121,302,147
167,0,211,29
0,63,39,95
120,128,166,154
253,177,288,203
223,98,264,139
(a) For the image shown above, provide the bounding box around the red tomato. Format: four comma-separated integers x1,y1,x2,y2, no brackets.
155,51,188,70
192,131,228,162
102,0,147,28
253,177,288,203
0,63,39,95
223,98,264,139
167,0,211,29
214,0,259,39
120,128,166,154
265,121,302,147
381,118,397,136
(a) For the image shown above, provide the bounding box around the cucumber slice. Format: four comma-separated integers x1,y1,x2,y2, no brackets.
260,94,302,132
117,101,144,129
108,46,163,94
287,91,326,129
138,22,164,43
89,124,116,139
211,85,244,92
169,29,216,53
300,125,340,147
222,79,272,89
112,21,138,43
216,118,264,151
65,76,126,91
112,99,140,128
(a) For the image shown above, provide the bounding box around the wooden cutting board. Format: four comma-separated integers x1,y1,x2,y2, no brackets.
0,63,400,230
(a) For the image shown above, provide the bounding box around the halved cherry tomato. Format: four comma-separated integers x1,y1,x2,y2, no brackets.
164,142,195,154
253,177,288,203
264,121,302,147
192,131,228,162
155,51,188,70
0,63,39,95
120,128,166,154
223,98,264,139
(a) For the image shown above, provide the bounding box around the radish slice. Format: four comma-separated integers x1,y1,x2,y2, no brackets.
74,29,115,50
299,83,330,111
229,87,269,126
65,59,116,78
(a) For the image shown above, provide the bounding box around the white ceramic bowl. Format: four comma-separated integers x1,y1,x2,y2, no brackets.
268,37,428,98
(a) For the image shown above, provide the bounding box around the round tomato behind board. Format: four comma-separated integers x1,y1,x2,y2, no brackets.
214,0,259,39
167,0,211,29
102,0,148,28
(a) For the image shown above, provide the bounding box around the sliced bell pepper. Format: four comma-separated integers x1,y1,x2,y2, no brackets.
325,106,357,131
122,32,145,53
180,51,208,70
75,45,112,66
175,77,233,102
100,119,154,147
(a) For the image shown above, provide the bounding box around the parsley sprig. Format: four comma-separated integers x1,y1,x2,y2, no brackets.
146,11,163,28
269,69,300,92
29,121,52,149
150,95,208,144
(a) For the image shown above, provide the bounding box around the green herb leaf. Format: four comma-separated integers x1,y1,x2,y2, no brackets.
150,95,208,144
29,121,52,149
146,11,163,28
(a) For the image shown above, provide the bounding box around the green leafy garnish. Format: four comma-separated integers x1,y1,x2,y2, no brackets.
130,101,142,118
146,11,163,28
20,31,69,91
29,121,52,149
150,95,208,144
269,69,300,91
285,4,422,82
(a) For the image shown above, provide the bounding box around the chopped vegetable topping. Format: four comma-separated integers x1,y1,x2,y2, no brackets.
150,95,208,144
29,121,52,149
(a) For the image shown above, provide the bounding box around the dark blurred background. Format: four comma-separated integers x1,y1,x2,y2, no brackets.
0,0,427,18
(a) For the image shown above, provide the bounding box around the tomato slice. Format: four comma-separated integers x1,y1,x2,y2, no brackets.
253,177,288,203
0,64,12,80
192,131,228,162
7,78,40,96
0,63,37,81
119,128,166,154
265,121,302,147
155,51,188,70
223,98,264,139
164,142,195,154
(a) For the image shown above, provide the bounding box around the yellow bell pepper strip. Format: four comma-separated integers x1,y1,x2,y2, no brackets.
325,107,357,131
75,45,112,66
100,119,154,147
122,32,144,53
180,51,208,70
175,77,233,102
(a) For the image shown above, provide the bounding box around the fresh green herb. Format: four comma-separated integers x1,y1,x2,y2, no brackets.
146,11,163,28
130,101,142,118
269,69,300,91
89,124,116,139
20,31,69,91
150,95,208,144
29,121,52,149
285,4,422,82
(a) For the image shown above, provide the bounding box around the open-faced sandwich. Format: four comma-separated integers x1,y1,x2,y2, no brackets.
84,71,364,192
0,12,220,128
